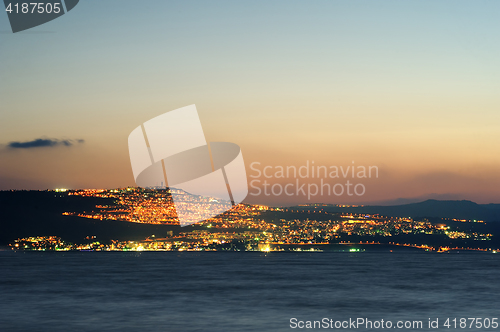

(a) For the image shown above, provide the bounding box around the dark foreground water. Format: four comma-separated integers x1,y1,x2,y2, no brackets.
1,251,499,332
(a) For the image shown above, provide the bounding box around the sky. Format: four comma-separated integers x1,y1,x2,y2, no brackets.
1,0,500,206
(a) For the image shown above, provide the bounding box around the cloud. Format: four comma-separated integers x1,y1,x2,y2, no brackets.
7,138,85,149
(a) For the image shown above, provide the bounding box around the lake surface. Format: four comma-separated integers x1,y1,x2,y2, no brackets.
1,251,499,331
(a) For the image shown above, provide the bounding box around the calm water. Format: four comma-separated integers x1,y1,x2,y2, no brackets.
1,251,499,331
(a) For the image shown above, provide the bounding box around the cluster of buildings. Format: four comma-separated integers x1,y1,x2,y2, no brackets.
8,188,497,252
64,188,268,226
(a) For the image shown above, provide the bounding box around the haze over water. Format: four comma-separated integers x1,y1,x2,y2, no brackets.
1,251,498,331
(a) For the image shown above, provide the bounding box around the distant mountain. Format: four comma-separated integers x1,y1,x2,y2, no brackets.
295,200,500,222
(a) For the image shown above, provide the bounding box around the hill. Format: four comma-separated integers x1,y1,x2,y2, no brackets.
0,191,179,246
295,199,500,222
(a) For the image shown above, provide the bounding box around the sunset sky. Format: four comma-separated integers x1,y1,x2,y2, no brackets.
1,1,500,205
